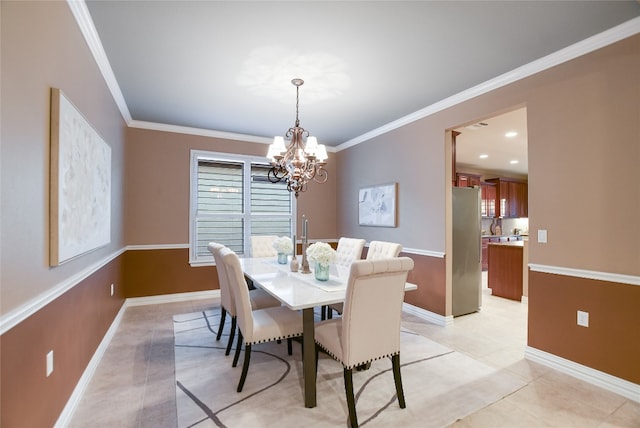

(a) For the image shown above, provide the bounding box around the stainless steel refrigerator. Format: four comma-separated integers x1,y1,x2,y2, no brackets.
452,186,482,316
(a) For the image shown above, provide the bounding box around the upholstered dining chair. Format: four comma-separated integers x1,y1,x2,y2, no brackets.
221,247,304,393
326,239,402,319
207,243,280,357
322,237,367,320
315,257,414,428
250,235,279,258
335,237,366,268
366,240,403,260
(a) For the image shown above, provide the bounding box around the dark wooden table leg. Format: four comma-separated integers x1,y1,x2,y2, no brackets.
302,307,316,408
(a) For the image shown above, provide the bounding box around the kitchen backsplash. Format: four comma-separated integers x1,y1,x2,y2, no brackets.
481,217,529,236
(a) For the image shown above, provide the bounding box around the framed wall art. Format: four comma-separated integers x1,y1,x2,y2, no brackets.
50,88,111,266
358,182,397,227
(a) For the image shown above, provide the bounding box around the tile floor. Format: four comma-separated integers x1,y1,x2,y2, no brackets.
68,274,639,427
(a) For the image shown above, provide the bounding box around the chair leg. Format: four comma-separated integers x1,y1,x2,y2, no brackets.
344,368,358,428
392,354,406,409
327,307,333,319
237,344,252,392
232,330,243,367
225,316,236,356
287,338,293,355
216,308,227,341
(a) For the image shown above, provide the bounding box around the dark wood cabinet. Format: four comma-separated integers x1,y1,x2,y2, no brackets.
481,182,496,217
488,241,524,301
486,178,528,218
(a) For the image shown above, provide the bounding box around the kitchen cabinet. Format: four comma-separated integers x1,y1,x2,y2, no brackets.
482,235,522,271
488,241,524,301
481,182,496,217
455,172,481,188
486,178,528,218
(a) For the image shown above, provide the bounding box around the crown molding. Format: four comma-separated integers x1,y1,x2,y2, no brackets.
336,16,640,152
67,0,132,123
72,2,639,152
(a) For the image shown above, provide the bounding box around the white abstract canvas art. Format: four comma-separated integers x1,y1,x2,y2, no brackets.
50,88,111,265
358,183,397,227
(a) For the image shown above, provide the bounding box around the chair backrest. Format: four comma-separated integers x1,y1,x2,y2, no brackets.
340,257,414,368
335,237,366,268
208,242,236,316
251,235,278,258
220,247,255,340
366,241,402,260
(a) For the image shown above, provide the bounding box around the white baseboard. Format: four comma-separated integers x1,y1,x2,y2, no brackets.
54,301,127,428
126,290,220,306
55,289,220,426
402,302,453,326
525,346,640,403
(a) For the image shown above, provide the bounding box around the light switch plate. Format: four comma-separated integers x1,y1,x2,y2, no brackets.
538,229,547,243
577,310,589,327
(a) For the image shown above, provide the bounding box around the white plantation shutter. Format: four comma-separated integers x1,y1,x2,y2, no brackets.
190,151,294,264
250,164,291,237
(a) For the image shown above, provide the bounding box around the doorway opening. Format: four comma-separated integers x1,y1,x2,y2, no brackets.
450,106,529,315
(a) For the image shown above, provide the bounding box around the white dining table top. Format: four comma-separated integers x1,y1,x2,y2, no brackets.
239,257,417,311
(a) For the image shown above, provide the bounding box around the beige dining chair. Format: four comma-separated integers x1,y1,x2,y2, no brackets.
207,243,280,356
323,237,366,319
335,237,366,268
221,247,304,392
250,235,279,258
366,240,403,260
315,257,414,428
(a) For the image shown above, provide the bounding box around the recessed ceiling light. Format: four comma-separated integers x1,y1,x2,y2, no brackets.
505,131,518,138
510,160,519,164
479,154,488,159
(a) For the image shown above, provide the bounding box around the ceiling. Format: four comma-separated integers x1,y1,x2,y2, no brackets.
84,1,640,174
454,107,528,177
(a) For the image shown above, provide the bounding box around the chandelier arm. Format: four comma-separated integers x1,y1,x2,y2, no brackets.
313,167,328,184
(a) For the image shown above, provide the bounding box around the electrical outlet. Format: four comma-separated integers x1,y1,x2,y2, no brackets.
110,283,114,296
577,310,589,327
538,229,547,243
46,350,54,377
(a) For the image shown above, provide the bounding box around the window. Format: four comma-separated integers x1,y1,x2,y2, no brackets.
190,150,295,265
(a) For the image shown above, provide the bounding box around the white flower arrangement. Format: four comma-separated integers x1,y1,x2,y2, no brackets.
306,242,337,266
272,236,293,254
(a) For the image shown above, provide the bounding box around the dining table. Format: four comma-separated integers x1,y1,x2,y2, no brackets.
239,257,417,408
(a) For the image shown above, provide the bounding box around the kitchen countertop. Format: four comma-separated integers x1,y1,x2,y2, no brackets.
488,240,524,247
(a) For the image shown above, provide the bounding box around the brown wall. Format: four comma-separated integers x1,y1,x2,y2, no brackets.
403,254,446,316
123,248,216,297
337,34,640,380
1,1,127,315
529,271,640,384
125,127,338,246
1,2,127,426
1,257,125,427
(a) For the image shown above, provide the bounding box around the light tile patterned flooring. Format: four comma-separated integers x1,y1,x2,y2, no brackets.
69,274,639,427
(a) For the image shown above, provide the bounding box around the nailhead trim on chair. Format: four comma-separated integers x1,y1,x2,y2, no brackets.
246,332,303,346
316,343,400,370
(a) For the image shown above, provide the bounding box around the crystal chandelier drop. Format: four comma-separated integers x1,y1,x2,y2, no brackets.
267,78,328,197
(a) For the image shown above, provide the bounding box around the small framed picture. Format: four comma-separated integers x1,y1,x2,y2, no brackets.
358,183,397,227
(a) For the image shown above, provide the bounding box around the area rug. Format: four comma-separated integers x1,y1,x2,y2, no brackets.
174,308,526,427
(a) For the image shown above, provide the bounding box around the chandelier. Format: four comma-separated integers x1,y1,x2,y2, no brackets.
267,78,328,197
